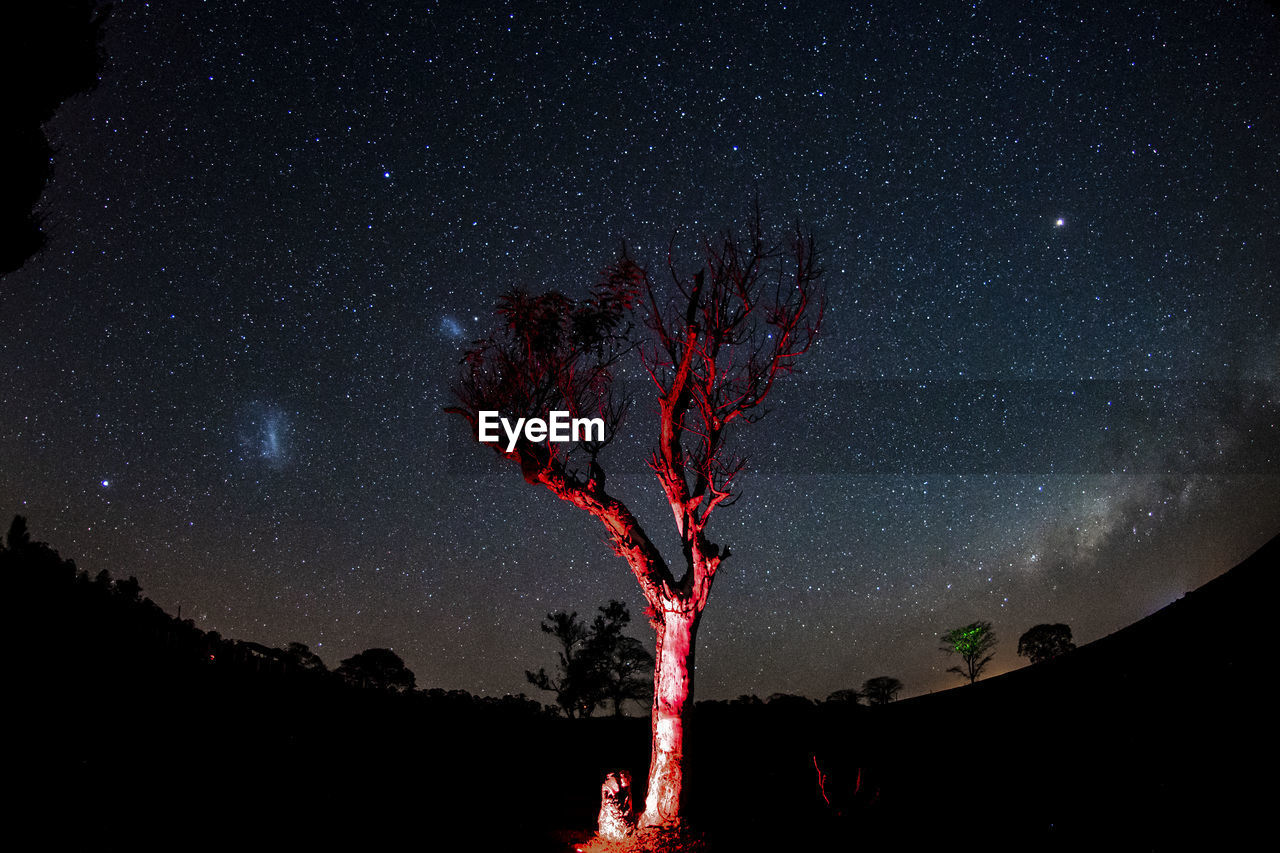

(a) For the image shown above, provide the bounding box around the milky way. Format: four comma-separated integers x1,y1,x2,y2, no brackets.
1,1,1277,701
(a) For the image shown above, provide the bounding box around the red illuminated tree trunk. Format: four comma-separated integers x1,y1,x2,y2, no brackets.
448,211,823,829
643,601,698,825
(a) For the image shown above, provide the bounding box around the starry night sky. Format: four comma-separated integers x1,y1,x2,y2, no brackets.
3,0,1278,701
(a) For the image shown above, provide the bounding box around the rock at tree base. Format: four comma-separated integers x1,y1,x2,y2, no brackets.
598,771,636,840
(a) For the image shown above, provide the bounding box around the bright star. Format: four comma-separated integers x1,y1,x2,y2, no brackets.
1055,218,1065,227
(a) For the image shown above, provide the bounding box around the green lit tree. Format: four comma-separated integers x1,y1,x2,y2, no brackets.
940,621,998,684
1017,623,1076,664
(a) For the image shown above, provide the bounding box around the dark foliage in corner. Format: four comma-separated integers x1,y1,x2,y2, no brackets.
1,1,111,275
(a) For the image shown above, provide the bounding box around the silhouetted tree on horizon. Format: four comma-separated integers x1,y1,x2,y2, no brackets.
940,621,998,684
825,688,862,705
527,600,654,717
861,676,904,705
336,648,416,692
1017,623,1076,664
449,211,824,826
114,575,141,603
527,609,600,717
587,600,654,717
766,693,816,710
6,514,32,550
285,641,328,674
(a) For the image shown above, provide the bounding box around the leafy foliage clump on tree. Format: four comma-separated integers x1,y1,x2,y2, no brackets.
1017,623,1076,664
940,620,998,684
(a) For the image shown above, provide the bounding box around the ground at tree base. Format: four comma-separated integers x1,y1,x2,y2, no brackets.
568,823,710,853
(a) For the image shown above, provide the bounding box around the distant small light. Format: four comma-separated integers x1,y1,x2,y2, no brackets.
383,171,391,178
1055,218,1065,227
101,479,110,488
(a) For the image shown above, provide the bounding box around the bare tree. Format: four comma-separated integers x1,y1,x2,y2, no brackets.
448,213,824,828
939,621,998,684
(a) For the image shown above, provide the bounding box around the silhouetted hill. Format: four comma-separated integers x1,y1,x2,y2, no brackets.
852,531,1278,848
5,516,1274,848
0,516,572,849
934,528,1274,700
